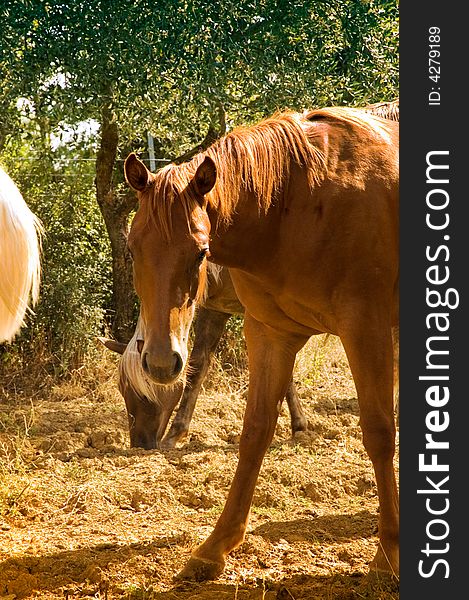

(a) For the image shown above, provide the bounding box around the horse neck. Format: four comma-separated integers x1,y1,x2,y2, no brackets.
207,187,281,272
203,265,244,315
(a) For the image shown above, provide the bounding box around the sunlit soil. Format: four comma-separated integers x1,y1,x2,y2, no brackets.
0,335,398,599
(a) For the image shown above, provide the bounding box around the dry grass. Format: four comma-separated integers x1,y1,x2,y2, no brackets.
0,335,398,599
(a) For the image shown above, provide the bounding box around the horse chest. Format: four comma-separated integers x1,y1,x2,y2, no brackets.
229,270,335,336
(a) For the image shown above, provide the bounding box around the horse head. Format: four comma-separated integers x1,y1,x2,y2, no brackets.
124,153,216,385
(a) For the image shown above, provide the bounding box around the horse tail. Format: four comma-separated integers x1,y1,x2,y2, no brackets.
0,167,43,343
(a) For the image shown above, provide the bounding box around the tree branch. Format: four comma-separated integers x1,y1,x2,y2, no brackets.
171,99,226,165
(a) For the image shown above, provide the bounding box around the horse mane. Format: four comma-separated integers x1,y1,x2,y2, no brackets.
145,106,396,236
362,99,399,122
0,167,43,343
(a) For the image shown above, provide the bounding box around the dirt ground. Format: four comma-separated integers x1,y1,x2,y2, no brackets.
0,335,399,600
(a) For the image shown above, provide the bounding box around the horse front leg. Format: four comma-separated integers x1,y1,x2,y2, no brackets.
161,308,230,448
338,307,399,577
178,313,307,581
285,379,308,435
392,326,400,418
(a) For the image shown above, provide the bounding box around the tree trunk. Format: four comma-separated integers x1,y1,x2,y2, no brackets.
95,105,137,342
94,99,225,342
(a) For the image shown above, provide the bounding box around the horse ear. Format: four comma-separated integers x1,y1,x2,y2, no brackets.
194,156,217,198
96,336,128,355
124,153,154,191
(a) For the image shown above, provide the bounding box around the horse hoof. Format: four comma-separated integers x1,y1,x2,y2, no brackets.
161,430,188,450
367,568,399,591
159,437,177,450
176,555,225,582
369,546,399,583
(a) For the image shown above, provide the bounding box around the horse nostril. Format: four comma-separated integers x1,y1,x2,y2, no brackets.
172,352,183,376
142,351,149,373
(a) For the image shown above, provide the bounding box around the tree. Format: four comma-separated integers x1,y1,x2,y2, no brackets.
0,0,398,349
1,116,112,370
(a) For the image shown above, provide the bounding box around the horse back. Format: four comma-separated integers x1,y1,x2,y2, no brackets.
225,113,399,335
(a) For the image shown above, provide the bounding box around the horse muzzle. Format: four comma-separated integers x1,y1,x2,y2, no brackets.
141,348,184,385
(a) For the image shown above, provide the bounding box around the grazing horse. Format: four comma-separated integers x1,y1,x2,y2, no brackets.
124,105,399,580
0,167,42,343
99,264,308,449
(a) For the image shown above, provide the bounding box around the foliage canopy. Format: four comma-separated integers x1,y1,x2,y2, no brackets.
0,0,398,372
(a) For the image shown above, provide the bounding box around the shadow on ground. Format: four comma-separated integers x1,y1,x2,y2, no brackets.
0,510,390,600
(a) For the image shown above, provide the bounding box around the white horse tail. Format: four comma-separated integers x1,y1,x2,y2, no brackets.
0,167,44,343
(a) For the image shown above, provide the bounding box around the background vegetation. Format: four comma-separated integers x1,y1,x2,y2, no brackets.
0,0,398,378
0,5,399,597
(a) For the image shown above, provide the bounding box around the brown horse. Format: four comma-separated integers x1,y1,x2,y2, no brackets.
102,262,398,450
101,100,399,452
99,264,308,449
124,106,399,580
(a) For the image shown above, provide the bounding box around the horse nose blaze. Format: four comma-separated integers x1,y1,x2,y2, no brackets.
142,349,184,384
